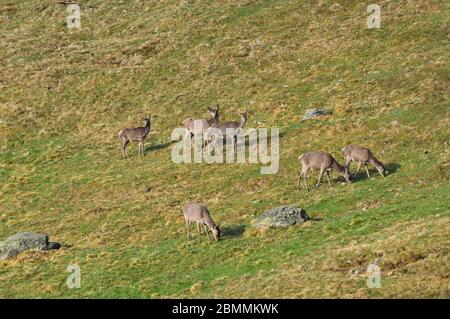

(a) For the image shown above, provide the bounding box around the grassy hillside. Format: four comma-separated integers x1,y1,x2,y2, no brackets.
0,0,449,298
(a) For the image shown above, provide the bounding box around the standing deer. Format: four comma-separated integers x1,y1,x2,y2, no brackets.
206,110,248,151
183,203,221,242
342,145,386,179
297,151,352,191
183,105,220,148
119,114,153,158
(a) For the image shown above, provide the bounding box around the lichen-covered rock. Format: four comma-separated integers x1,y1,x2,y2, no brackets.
302,108,331,120
0,232,61,260
254,206,309,228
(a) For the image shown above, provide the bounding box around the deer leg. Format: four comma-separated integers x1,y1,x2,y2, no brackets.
196,222,201,242
344,158,351,168
203,131,211,149
203,134,210,152
204,224,211,241
186,220,191,241
304,168,310,192
296,170,303,190
120,139,129,159
365,164,371,179
353,162,362,178
344,158,351,174
326,170,333,188
191,132,202,152
316,168,325,188
208,135,217,153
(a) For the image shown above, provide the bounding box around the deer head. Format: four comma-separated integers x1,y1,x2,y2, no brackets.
211,224,221,241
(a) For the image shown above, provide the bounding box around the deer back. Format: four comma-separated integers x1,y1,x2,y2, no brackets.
183,203,214,225
299,151,335,170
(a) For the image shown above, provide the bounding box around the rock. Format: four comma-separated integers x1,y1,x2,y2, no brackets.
302,108,331,120
254,205,309,228
0,232,61,260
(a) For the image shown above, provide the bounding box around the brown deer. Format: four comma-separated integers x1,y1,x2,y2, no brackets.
206,110,248,151
342,145,386,179
119,114,153,158
183,105,220,148
183,203,220,242
297,151,352,191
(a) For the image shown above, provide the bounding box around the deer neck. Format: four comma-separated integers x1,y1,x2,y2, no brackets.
238,115,247,128
332,160,345,174
204,218,215,229
208,114,219,126
369,156,383,170
144,119,151,135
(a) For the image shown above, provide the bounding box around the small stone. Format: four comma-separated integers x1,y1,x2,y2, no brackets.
302,108,331,120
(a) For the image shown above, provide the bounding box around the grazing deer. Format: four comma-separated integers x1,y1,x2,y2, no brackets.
183,105,220,148
206,110,248,151
297,151,352,191
119,114,153,158
183,203,221,242
342,145,386,179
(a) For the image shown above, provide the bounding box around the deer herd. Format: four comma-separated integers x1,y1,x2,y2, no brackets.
118,105,387,243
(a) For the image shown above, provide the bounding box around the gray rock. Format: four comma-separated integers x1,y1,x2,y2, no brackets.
302,108,331,120
254,205,309,228
0,232,61,260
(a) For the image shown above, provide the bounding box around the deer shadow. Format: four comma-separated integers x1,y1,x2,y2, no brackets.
221,224,246,239
348,162,401,182
307,217,322,222
385,162,401,175
144,140,176,153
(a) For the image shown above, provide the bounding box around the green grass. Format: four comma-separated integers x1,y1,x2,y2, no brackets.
0,0,449,298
